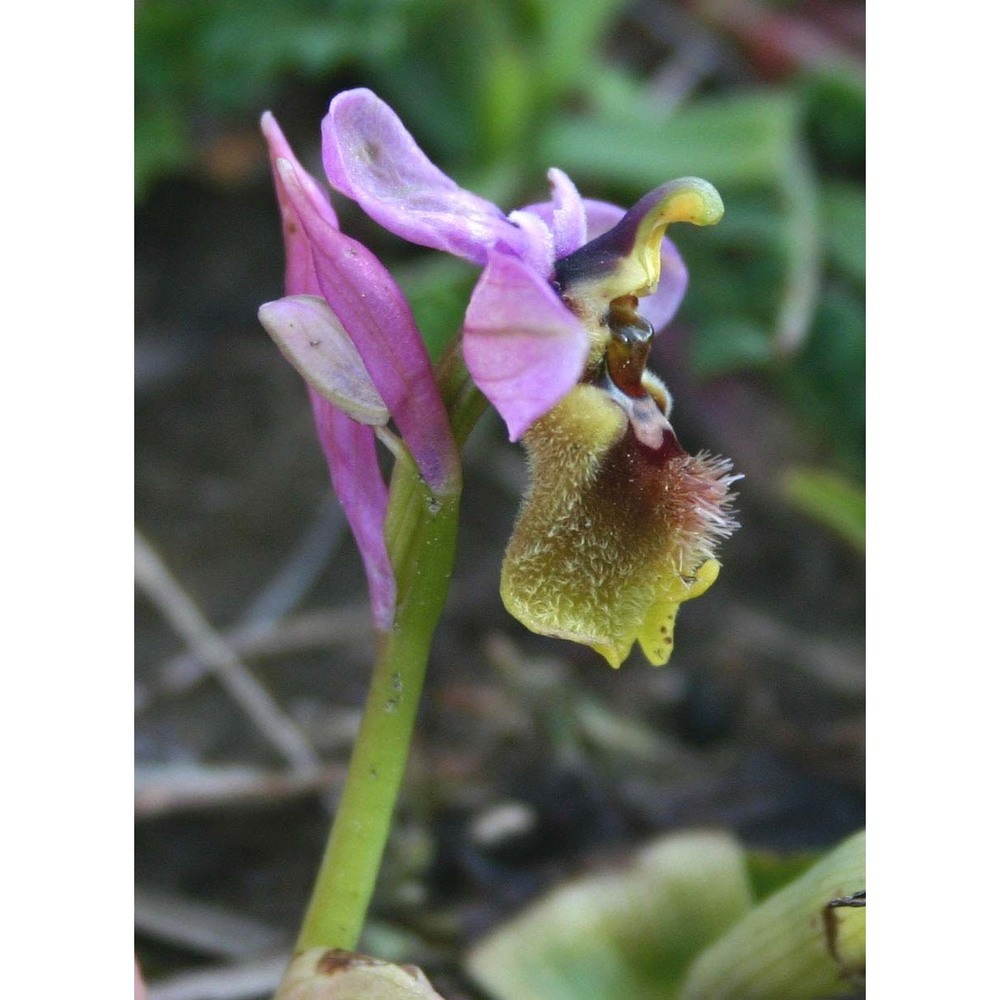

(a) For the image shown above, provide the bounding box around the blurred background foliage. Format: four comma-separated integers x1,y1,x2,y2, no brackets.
136,0,863,508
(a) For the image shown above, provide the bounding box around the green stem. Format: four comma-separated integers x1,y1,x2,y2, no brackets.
295,453,461,951
294,348,484,952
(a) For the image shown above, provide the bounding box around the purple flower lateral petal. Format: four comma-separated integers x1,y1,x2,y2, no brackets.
322,88,526,265
523,197,622,253
261,112,339,294
261,112,398,630
546,168,587,261
310,389,395,631
258,295,390,427
507,209,555,277
276,158,459,494
463,252,590,442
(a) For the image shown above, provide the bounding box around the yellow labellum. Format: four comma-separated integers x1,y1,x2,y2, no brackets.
635,558,719,666
501,386,728,668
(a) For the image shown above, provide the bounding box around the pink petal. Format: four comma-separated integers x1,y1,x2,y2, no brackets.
261,112,396,627
258,295,390,427
276,158,459,494
463,252,590,441
507,208,555,277
261,112,338,294
322,89,527,265
547,168,587,259
310,389,394,630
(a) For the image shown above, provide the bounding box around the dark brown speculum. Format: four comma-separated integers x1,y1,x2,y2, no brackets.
605,295,653,399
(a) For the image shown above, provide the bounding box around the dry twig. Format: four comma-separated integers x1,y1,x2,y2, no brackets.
146,952,288,1000
135,762,344,819
135,887,288,959
153,606,372,699
135,528,319,771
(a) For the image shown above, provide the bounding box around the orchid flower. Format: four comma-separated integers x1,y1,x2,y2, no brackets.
318,89,739,667
257,90,741,962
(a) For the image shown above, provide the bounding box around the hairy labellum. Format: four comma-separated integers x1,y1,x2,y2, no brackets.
501,382,738,668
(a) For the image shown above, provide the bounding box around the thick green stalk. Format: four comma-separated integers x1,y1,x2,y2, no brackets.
295,453,461,951
294,347,483,952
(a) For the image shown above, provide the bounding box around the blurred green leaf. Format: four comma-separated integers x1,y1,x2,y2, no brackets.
820,181,865,286
135,0,409,198
466,830,865,1000
744,849,821,902
782,468,865,553
772,142,822,355
690,319,774,377
540,92,800,191
466,831,755,1000
372,0,629,169
372,0,518,163
779,284,865,477
528,0,630,102
802,66,865,179
478,41,535,161
679,831,865,1000
134,107,193,204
